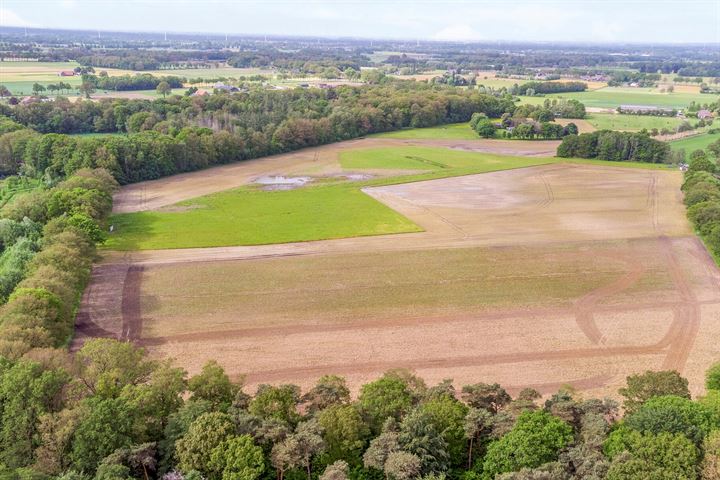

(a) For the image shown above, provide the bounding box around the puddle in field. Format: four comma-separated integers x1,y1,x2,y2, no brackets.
254,176,312,191
341,174,374,181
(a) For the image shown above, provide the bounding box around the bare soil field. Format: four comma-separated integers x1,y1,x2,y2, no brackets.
555,118,596,134
76,161,720,398
112,137,560,213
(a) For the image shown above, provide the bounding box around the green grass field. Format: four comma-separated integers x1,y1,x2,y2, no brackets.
585,113,684,131
106,146,671,250
340,146,550,170
521,87,716,109
0,61,83,95
105,183,422,250
0,61,269,96
372,123,478,140
670,132,720,158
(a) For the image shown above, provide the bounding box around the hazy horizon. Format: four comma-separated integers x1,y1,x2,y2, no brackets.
1,0,719,45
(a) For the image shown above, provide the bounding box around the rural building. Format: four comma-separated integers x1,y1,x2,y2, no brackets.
698,110,714,120
58,70,75,76
213,83,239,92
619,104,675,115
191,89,209,97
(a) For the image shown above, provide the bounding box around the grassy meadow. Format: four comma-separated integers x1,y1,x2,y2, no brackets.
106,145,673,250
339,146,552,170
670,132,720,158
0,61,274,96
585,113,685,132
520,87,716,109
373,123,478,140
104,182,423,250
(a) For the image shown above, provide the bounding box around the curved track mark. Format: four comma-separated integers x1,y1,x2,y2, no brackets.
120,265,144,341
573,253,645,344
241,345,664,384
659,236,701,372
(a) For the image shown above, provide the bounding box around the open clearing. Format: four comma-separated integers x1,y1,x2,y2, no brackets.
585,113,685,132
107,144,667,250
77,141,720,398
521,87,716,109
111,137,561,213
670,132,720,158
0,61,274,95
374,123,480,140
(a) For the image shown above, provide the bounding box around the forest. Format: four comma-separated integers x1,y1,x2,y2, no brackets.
681,139,720,259
2,337,720,480
0,81,517,184
555,131,671,164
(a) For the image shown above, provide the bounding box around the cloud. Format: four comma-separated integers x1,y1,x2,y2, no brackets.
432,24,483,42
0,8,35,27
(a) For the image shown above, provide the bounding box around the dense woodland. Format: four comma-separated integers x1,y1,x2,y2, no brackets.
87,74,185,92
0,82,517,183
555,131,671,164
681,139,720,259
2,335,720,480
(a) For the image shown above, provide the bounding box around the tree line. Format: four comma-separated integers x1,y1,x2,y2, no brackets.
2,338,720,480
0,82,518,184
87,74,184,92
556,131,671,164
681,140,720,258
516,81,587,96
0,168,117,350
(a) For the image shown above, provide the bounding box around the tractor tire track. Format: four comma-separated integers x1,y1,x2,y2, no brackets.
573,253,645,344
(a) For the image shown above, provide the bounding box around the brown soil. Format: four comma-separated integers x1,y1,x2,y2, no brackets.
79,147,720,397
112,137,560,213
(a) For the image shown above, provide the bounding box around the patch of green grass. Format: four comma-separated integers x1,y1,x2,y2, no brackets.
0,176,43,209
585,113,684,132
106,146,675,251
105,184,422,250
373,123,478,140
670,132,720,159
562,158,676,170
521,88,716,109
340,146,552,171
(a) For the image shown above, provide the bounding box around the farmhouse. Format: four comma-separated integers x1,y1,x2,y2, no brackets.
698,109,714,120
213,82,239,92
619,104,675,115
20,96,39,105
57,70,75,76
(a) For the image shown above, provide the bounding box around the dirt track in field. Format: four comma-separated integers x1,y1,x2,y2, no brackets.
112,137,560,213
77,141,720,398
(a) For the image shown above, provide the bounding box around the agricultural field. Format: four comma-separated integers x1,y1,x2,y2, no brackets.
521,87,716,109
670,131,720,158
374,121,594,140
373,123,479,140
585,113,685,132
76,135,720,399
0,61,84,95
0,61,274,96
106,146,556,250
105,183,422,250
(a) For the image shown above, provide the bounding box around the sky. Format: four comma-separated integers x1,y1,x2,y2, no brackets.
1,0,719,44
